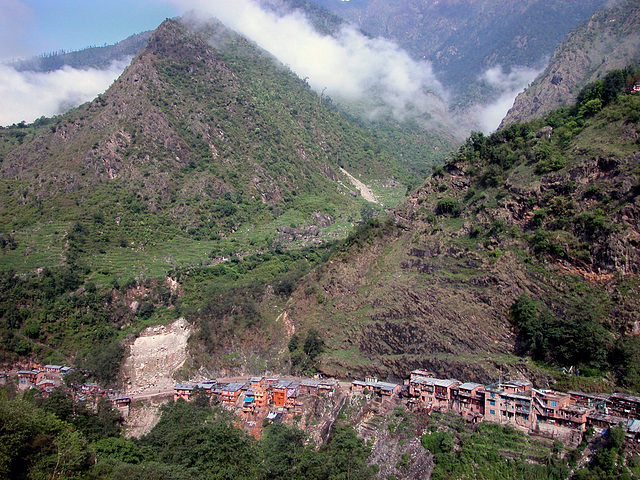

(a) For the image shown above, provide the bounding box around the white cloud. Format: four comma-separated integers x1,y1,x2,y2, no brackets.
173,0,449,122
470,65,543,133
0,58,130,126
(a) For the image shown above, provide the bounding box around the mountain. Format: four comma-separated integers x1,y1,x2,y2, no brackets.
283,77,640,390
0,17,404,274
0,17,407,373
502,0,640,126
5,31,152,72
309,0,607,108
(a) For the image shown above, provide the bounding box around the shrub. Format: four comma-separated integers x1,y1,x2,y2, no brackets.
535,155,566,174
436,198,461,217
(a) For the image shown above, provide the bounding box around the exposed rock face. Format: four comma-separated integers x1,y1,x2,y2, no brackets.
501,0,640,126
123,318,193,395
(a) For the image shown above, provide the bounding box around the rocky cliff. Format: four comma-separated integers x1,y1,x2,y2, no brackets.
501,0,640,126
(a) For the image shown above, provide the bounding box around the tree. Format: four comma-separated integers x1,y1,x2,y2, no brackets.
304,328,324,360
435,198,461,217
324,424,373,480
288,333,300,353
259,423,306,479
360,204,377,222
0,398,93,480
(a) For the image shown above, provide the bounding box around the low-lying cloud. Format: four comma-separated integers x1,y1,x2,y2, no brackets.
471,65,543,133
173,0,449,123
0,58,130,126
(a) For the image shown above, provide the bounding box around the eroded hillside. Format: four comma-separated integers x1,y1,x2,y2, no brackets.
285,86,640,389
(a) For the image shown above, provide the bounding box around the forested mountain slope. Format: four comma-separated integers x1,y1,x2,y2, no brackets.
0,17,401,274
502,0,640,126
0,17,404,375
286,74,640,390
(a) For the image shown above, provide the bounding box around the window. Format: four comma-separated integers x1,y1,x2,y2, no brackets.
490,400,495,406
550,401,557,407
490,409,495,415
490,392,495,398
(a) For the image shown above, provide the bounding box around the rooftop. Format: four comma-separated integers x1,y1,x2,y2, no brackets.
568,391,610,400
504,380,531,388
222,382,245,392
174,384,194,391
195,382,216,390
412,377,460,388
611,392,640,404
458,382,484,391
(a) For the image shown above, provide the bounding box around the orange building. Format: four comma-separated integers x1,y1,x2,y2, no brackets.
484,381,533,427
174,384,194,402
221,382,245,410
273,382,289,408
254,387,269,408
408,375,460,410
533,389,591,431
452,382,485,415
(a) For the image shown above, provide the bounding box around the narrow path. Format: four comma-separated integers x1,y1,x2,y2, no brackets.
339,168,380,205
130,389,174,401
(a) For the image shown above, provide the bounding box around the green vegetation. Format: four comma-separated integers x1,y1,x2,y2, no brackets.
510,294,614,372
288,328,325,374
288,64,640,386
575,426,632,480
448,67,640,388
0,18,410,372
0,391,374,480
422,415,569,480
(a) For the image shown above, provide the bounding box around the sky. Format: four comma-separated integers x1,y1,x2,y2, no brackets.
0,0,182,62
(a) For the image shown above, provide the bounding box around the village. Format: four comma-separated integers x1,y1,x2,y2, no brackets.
5,362,640,446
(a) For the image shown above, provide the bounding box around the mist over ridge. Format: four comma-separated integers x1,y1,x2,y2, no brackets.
0,58,130,126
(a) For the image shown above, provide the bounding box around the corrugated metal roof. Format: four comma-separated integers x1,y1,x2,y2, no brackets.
629,420,640,433
222,382,245,392
568,391,610,400
412,377,460,388
301,379,321,387
174,384,194,390
502,392,532,401
196,382,216,390
505,380,531,387
611,392,640,403
458,382,483,391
